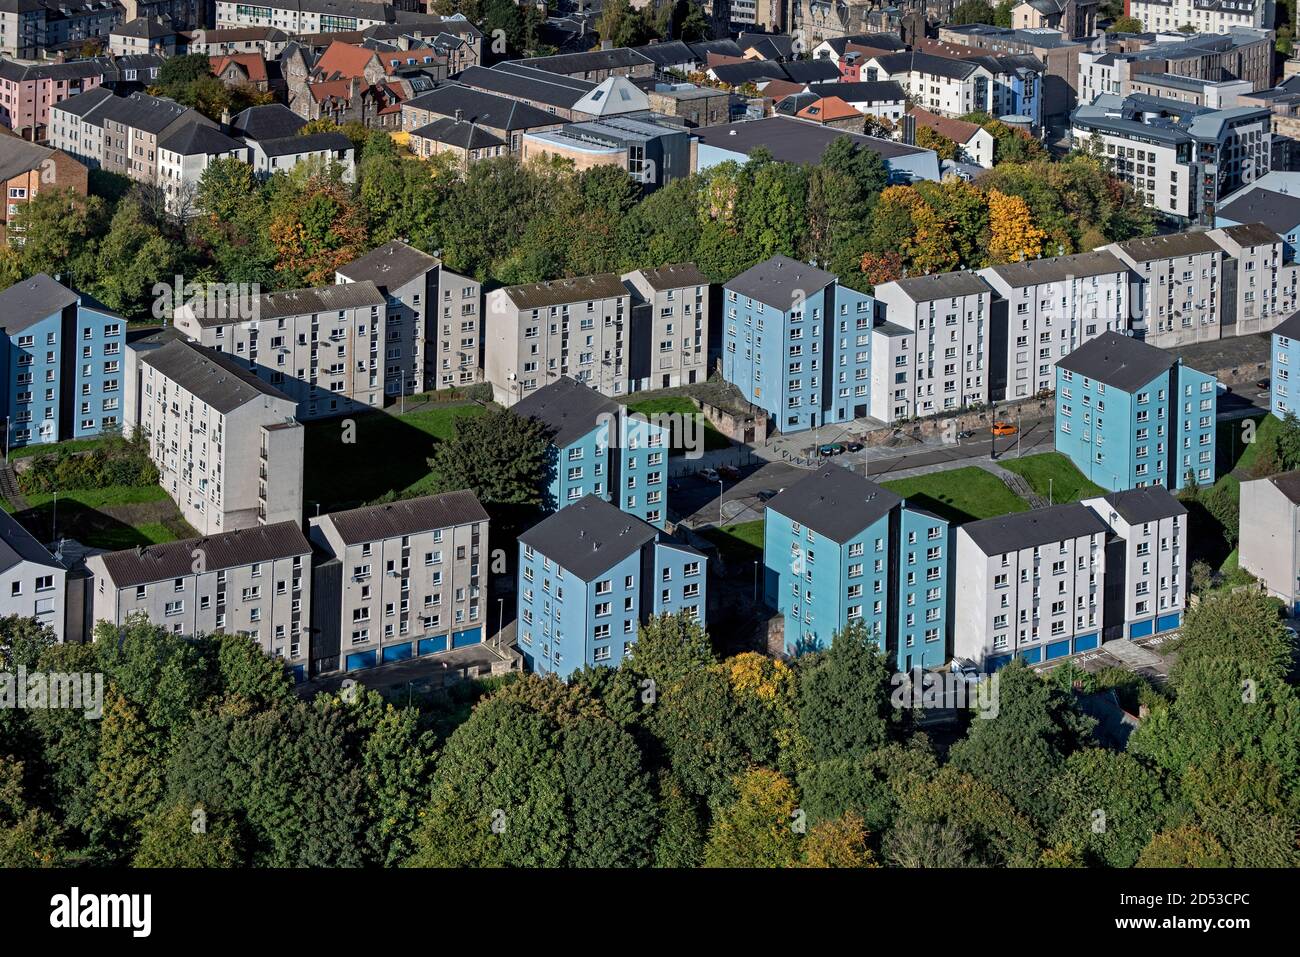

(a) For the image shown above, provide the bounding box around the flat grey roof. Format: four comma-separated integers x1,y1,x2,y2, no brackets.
693,115,927,164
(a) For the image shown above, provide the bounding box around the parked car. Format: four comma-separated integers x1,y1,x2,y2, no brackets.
718,465,741,480
957,429,976,440
991,421,1017,436
757,488,781,502
818,443,846,456
845,441,864,453
700,468,720,482
1258,378,1271,390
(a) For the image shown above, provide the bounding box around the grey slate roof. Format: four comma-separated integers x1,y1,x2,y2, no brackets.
1101,486,1188,524
141,338,291,414
230,103,306,140
321,490,488,545
1113,230,1224,262
1271,310,1300,340
403,82,558,130
158,121,245,156
409,117,507,149
1218,188,1300,235
186,281,384,326
805,80,906,104
1215,222,1282,248
510,375,621,447
0,274,78,335
693,116,926,165
887,270,992,302
767,465,902,544
984,250,1127,288
50,86,115,119
257,131,352,157
518,494,658,581
1263,469,1300,506
516,47,653,76
1056,331,1176,392
0,136,57,181
709,60,789,86
98,521,311,589
502,273,628,310
633,39,695,68
726,254,835,311
873,51,979,81
0,509,61,574
782,60,842,84
962,502,1111,555
461,63,594,110
628,262,709,292
336,240,438,292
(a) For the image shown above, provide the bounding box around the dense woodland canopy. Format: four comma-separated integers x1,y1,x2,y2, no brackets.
1,588,1296,868
0,125,1155,320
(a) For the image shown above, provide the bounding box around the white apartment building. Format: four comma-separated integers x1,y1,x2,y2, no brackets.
172,281,390,420
128,335,303,535
870,271,993,422
1239,469,1300,614
621,263,710,391
213,0,394,34
1205,222,1300,336
156,122,249,216
87,522,313,678
979,250,1130,401
484,273,632,407
0,510,68,642
307,490,489,675
1105,231,1226,347
865,51,996,119
953,503,1111,670
1084,486,1187,641
1128,0,1271,34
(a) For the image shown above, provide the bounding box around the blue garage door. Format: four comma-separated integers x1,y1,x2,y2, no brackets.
1155,612,1180,633
1074,633,1098,652
290,664,306,684
345,650,377,672
1129,619,1154,639
418,635,448,656
985,654,1012,673
1018,647,1041,665
452,627,482,648
382,642,413,663
1046,639,1071,660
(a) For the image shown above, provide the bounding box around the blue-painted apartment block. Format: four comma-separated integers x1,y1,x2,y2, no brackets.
1270,311,1300,419
1055,331,1216,492
512,375,669,528
0,274,126,448
721,254,874,434
762,464,950,671
516,494,706,678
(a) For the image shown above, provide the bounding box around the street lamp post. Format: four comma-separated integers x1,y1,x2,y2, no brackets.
752,561,758,603
497,597,504,648
1016,410,1022,459
717,479,724,526
1049,477,1053,506
51,490,57,542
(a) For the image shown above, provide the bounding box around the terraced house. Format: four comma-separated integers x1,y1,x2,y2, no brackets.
511,376,668,528
762,465,951,672
722,254,873,434
87,522,314,680
307,491,488,675
172,281,389,420
1055,330,1217,492
0,272,125,448
517,494,705,679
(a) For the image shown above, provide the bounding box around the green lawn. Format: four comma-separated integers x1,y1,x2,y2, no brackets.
7,436,110,461
700,519,764,566
25,485,169,510
881,466,1029,524
1000,452,1106,504
625,396,731,454
14,485,193,550
304,402,487,511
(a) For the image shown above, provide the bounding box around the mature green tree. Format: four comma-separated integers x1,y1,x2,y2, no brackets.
132,801,244,867
427,407,552,514
94,618,209,740
949,661,1095,828
0,757,66,867
1047,749,1164,867
883,819,977,867
8,188,106,285
91,197,185,317
653,771,705,867
0,615,57,670
624,612,715,689
407,696,568,867
892,765,1042,866
993,0,1015,26
1277,411,1300,471
703,768,800,868
211,632,294,707
85,688,164,854
796,621,893,764
952,0,996,22
561,716,656,867
1108,15,1144,32
1137,824,1229,867
1173,589,1293,683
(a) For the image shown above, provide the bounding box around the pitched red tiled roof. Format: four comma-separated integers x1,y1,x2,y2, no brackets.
314,40,377,80
798,96,860,123
909,106,982,144
210,53,268,85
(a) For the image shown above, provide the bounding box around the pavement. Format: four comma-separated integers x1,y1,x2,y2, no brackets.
297,641,517,699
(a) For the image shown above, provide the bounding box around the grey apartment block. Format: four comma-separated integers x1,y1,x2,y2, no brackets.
621,263,710,391
979,250,1129,402
335,239,483,393
870,271,993,422
0,509,68,642
485,273,632,406
1206,222,1300,337
1239,469,1300,612
307,490,489,676
86,521,313,674
172,281,389,420
128,334,303,535
1105,231,1227,348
